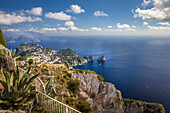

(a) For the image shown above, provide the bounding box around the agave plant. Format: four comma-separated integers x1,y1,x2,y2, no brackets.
0,66,39,110
45,80,57,96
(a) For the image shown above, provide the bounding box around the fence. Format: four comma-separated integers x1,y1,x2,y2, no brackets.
37,91,81,113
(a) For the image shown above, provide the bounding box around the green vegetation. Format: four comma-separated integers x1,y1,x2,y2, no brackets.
45,80,57,95
0,28,7,48
123,98,165,113
97,74,104,81
67,79,80,94
0,66,39,110
41,68,49,75
76,100,92,113
28,59,34,65
36,106,48,113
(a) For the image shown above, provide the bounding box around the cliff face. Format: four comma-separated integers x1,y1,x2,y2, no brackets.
72,71,165,113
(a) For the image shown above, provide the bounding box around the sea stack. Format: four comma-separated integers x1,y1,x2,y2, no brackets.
101,55,105,61
97,56,101,62
97,55,105,62
88,56,94,62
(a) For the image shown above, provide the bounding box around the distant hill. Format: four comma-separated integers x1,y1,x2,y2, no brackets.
4,34,41,43
15,43,86,66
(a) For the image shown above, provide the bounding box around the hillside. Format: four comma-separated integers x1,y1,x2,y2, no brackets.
16,43,86,66
4,34,41,43
34,63,165,113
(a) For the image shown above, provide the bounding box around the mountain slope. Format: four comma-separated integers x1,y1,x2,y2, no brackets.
16,43,86,66
5,34,41,43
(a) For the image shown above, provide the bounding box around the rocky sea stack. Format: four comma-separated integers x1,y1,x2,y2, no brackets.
88,55,94,62
97,55,105,62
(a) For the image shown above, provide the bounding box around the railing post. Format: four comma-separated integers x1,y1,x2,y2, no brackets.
66,106,68,113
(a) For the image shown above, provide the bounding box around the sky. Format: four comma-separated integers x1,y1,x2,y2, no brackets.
0,0,170,36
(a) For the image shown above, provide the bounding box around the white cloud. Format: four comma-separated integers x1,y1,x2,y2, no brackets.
66,5,85,14
124,28,136,32
105,29,123,32
132,25,136,28
45,11,71,21
157,22,170,26
0,11,42,25
42,28,57,31
27,27,43,33
134,0,170,21
57,27,69,31
91,27,102,31
143,22,149,26
68,26,88,31
69,26,79,31
147,25,170,30
26,7,42,16
107,26,112,28
117,23,131,29
4,28,20,32
57,24,60,26
64,21,75,27
142,0,151,7
94,11,108,17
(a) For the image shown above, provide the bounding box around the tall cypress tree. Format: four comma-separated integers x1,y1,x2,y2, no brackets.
0,28,7,48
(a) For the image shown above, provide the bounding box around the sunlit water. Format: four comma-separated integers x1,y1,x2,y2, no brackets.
7,36,170,112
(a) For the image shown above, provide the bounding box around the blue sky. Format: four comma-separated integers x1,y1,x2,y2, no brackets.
0,0,170,36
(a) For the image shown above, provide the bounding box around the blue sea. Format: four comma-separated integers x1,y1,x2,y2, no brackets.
7,36,170,112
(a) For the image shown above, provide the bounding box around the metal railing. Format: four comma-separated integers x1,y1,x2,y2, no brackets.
19,67,81,113
37,91,81,113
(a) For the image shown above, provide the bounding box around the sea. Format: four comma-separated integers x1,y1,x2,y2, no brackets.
7,36,170,112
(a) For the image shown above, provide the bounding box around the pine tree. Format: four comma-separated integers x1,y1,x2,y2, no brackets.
0,28,7,48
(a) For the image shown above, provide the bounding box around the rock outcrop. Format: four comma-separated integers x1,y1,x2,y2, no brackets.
72,71,165,113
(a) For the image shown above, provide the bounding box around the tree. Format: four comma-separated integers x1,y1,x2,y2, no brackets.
0,66,39,110
0,28,7,48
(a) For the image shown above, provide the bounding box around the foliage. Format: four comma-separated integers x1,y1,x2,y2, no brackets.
67,73,72,78
76,100,92,113
41,68,49,75
36,106,48,113
0,66,39,110
97,74,104,81
123,98,165,113
28,59,34,65
67,79,79,94
0,28,7,48
44,80,57,96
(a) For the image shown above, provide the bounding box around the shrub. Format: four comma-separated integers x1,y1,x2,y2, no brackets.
28,59,34,65
76,100,92,113
63,75,67,78
36,106,48,113
41,68,49,75
97,74,104,81
61,78,65,83
67,79,79,94
67,73,72,78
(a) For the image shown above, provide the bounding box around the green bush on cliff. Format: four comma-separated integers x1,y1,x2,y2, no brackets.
76,100,92,113
0,28,7,48
67,79,79,94
97,74,104,81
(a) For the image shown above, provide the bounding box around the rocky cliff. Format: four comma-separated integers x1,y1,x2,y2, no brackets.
71,70,165,113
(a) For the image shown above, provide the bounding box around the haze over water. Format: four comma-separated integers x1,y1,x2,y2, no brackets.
8,36,170,112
